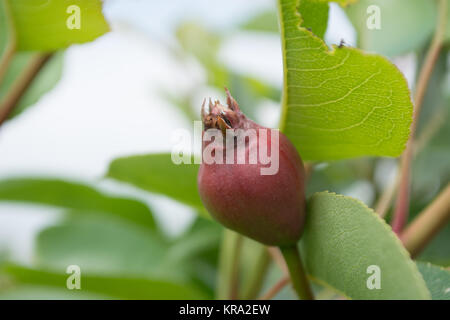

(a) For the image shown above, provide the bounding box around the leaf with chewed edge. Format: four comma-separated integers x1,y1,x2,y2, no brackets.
278,0,413,160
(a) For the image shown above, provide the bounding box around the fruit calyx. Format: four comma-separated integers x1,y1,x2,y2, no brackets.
201,88,256,135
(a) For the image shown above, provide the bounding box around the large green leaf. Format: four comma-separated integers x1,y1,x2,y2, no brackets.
8,0,109,51
107,153,206,215
1,265,210,299
302,192,431,299
346,0,436,57
0,178,156,230
417,262,450,300
278,0,412,160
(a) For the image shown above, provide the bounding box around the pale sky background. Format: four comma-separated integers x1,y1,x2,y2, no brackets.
0,0,396,264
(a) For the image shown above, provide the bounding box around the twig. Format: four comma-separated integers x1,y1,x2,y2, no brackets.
304,162,314,183
267,246,288,275
259,276,290,300
391,0,448,234
401,184,450,258
0,54,52,126
375,106,446,218
375,173,400,218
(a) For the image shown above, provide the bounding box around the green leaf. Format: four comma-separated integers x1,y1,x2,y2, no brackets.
8,0,109,51
107,153,206,215
163,218,221,266
244,1,329,39
0,178,156,230
302,192,431,299
417,223,450,266
0,0,16,76
0,285,112,299
2,264,210,299
345,0,436,57
446,1,450,42
35,217,171,278
417,262,450,300
278,0,413,160
240,10,279,33
176,21,221,71
162,218,222,293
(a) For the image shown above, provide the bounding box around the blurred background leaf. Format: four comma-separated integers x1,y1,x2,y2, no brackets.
417,262,450,300
0,178,156,230
0,0,15,78
240,10,278,33
107,153,206,216
34,216,168,278
345,0,436,57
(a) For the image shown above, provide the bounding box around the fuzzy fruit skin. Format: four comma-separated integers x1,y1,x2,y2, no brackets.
197,123,306,246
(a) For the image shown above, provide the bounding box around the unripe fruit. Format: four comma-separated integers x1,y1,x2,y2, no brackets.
197,89,306,246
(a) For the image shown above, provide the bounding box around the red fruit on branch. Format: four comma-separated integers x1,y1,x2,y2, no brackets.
197,89,306,246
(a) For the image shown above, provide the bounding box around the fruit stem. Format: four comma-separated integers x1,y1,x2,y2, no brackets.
279,245,314,300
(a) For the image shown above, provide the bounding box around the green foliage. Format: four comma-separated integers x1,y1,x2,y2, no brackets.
0,0,448,301
107,153,206,215
8,0,109,51
302,192,431,299
417,262,450,300
278,0,413,160
345,0,436,57
1,265,210,299
35,217,168,278
0,0,15,63
240,10,279,33
446,1,450,42
0,178,156,229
